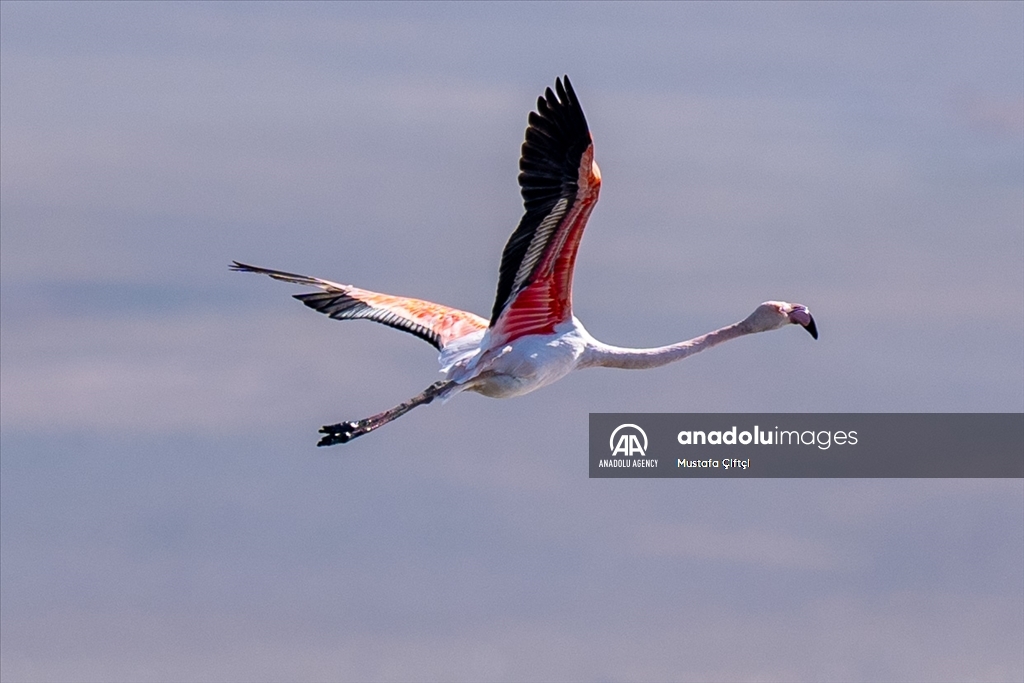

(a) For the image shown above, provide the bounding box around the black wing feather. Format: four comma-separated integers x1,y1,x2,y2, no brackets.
231,261,444,349
294,291,442,349
489,75,591,326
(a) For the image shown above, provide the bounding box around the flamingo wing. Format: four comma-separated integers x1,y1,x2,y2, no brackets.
488,75,602,344
231,262,487,350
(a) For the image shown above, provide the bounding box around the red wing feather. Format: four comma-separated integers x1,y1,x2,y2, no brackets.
489,76,601,344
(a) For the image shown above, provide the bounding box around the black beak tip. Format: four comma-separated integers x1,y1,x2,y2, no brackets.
804,316,818,340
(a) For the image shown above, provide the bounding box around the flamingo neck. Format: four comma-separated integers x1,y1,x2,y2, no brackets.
582,321,749,370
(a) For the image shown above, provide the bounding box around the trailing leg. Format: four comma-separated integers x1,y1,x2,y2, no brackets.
317,380,453,446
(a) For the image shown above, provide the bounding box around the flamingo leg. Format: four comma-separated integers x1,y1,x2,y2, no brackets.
318,380,454,446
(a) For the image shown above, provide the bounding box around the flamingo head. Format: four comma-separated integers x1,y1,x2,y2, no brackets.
744,301,818,339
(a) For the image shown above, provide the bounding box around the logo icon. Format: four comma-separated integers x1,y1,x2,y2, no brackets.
610,424,648,457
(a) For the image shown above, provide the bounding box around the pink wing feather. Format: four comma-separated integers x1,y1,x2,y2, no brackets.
230,262,486,350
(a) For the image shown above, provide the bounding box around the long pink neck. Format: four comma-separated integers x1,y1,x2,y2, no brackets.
582,322,749,370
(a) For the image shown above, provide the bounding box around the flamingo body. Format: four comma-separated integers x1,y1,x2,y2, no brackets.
444,319,592,399
233,76,817,446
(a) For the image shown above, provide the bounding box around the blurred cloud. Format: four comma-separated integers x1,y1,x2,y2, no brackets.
635,522,844,570
958,92,1024,136
1,2,1022,681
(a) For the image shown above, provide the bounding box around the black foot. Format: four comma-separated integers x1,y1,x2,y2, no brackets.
317,421,362,447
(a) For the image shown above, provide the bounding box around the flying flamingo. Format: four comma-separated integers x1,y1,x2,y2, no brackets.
233,76,817,446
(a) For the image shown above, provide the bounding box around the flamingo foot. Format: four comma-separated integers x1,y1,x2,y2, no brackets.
317,421,365,446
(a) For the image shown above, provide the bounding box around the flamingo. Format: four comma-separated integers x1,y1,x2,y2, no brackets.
233,76,817,446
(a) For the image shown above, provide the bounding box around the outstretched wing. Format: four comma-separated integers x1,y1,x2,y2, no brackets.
231,262,487,350
488,75,602,344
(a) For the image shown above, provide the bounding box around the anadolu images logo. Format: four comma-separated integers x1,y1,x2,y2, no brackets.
610,424,648,457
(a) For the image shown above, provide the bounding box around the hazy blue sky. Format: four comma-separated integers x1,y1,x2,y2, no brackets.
2,2,1022,681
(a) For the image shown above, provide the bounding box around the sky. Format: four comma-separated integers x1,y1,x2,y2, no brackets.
1,2,1022,681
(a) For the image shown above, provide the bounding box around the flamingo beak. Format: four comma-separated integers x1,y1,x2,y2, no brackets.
803,315,818,339
788,308,818,340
